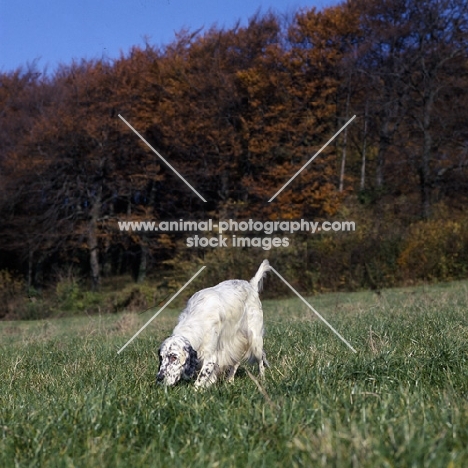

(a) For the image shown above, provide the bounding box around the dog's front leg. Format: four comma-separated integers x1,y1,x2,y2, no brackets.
194,360,219,389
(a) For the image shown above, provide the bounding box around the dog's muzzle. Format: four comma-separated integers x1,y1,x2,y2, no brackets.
156,367,179,385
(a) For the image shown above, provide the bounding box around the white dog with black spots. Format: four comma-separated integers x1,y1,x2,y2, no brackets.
156,260,271,389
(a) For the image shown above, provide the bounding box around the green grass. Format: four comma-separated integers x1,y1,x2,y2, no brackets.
1,281,468,467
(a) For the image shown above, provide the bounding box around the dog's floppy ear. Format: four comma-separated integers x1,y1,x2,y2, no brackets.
182,344,198,379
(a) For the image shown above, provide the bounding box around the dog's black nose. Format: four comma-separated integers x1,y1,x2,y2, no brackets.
156,372,164,382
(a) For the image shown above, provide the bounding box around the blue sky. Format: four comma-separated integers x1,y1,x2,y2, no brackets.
1,0,342,74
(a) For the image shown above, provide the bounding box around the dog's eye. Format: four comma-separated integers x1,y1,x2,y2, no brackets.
169,355,178,363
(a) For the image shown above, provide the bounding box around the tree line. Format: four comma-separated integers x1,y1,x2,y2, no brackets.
0,0,467,295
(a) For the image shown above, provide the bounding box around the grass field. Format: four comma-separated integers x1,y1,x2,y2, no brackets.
1,280,468,467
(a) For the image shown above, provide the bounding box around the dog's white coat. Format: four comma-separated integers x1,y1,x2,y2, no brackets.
157,260,271,388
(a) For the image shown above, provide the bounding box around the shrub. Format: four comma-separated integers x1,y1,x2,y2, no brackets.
398,219,468,282
0,270,25,319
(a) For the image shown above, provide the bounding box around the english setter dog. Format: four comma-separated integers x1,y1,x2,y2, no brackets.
156,260,271,389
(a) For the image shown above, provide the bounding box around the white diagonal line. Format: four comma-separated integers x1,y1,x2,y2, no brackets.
268,115,356,202
270,266,357,353
117,266,206,354
118,114,207,203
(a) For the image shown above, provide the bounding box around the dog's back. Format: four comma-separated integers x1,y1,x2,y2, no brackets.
173,279,253,361
177,260,271,327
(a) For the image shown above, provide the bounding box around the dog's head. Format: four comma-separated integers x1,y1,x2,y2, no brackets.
156,336,198,386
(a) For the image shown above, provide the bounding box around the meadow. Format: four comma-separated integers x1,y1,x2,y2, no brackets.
1,280,468,467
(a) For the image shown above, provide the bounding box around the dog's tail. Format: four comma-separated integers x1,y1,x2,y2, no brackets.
250,260,271,293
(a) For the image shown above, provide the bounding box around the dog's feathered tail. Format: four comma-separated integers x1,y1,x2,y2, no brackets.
250,260,271,293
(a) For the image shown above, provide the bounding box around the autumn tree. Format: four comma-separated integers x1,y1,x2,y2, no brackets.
1,56,165,289
402,0,468,217
349,0,468,217
350,0,415,191
2,1,467,294
0,67,60,285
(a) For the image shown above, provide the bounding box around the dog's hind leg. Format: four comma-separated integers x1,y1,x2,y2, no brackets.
258,350,270,379
225,363,240,382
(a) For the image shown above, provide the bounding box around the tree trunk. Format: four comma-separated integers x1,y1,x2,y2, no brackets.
339,129,348,193
376,121,390,189
137,240,148,283
418,87,435,219
339,79,351,193
136,180,157,283
360,101,369,191
420,136,432,218
27,248,33,289
88,187,102,291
